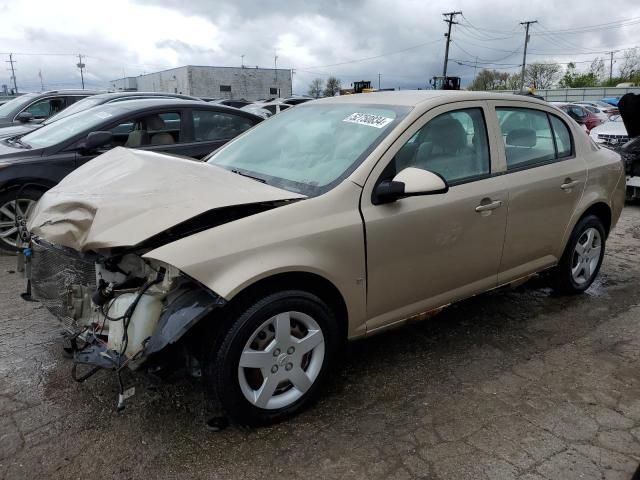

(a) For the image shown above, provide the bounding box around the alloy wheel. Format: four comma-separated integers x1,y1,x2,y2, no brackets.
237,311,325,410
571,227,602,285
0,198,36,249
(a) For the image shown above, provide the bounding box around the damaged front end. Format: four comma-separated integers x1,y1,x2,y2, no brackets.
18,147,305,410
27,236,225,409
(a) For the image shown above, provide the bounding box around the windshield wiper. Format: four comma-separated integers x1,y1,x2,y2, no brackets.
231,169,266,183
6,137,31,149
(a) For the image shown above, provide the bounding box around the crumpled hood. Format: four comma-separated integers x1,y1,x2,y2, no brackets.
28,147,305,252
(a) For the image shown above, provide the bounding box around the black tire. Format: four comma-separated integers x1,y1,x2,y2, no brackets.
550,214,606,294
0,187,44,254
205,290,339,426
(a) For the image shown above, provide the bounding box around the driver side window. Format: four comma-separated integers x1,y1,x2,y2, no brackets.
24,98,65,119
394,108,490,185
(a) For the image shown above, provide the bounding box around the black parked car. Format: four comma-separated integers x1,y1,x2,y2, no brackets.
0,99,262,251
0,90,100,129
0,91,201,140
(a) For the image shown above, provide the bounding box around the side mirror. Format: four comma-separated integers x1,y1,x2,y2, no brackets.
82,131,113,152
373,167,448,205
16,112,33,123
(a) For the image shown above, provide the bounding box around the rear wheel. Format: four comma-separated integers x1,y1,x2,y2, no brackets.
0,188,42,253
551,214,605,294
207,290,338,426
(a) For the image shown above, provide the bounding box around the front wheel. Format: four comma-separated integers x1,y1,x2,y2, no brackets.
207,290,339,426
0,188,43,253
550,214,606,294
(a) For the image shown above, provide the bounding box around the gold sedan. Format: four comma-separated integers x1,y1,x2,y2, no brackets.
27,91,625,425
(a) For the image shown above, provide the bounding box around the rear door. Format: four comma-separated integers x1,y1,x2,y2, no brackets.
488,101,587,283
176,108,258,159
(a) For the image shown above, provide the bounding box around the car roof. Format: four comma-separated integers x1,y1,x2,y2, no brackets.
313,90,551,108
85,98,264,120
89,91,199,102
27,89,102,96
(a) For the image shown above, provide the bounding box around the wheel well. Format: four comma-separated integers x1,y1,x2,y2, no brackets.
227,272,349,341
581,202,612,236
0,180,52,196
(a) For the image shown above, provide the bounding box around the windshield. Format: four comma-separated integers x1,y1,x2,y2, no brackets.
44,97,102,124
594,101,615,109
0,94,37,117
18,107,115,149
207,103,410,196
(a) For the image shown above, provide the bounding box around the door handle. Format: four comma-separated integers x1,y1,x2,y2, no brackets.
475,200,503,212
560,179,581,190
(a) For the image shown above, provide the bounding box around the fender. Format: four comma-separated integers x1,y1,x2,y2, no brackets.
145,280,226,355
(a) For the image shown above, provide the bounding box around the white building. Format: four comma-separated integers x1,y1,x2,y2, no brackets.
110,65,293,101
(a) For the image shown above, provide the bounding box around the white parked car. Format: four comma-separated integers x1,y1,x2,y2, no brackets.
589,115,640,200
589,115,628,146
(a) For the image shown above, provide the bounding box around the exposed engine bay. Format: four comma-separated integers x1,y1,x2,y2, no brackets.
25,236,225,410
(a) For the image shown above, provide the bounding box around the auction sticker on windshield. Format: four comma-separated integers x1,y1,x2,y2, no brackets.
343,112,393,128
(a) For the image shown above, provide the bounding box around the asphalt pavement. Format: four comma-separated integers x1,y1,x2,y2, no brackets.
2,206,640,479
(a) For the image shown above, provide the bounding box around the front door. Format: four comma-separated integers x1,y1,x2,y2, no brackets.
360,103,509,332
489,103,587,283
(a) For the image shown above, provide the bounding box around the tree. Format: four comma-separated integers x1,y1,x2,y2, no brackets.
589,57,606,82
468,69,510,91
308,78,324,98
620,47,640,81
524,62,561,89
323,76,341,97
558,62,598,88
506,72,522,90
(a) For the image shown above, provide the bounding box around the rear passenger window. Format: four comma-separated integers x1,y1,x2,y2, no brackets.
193,110,254,141
394,108,490,184
110,111,181,147
497,108,556,170
549,115,572,158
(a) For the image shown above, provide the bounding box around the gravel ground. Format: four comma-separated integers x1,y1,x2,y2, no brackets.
1,206,640,480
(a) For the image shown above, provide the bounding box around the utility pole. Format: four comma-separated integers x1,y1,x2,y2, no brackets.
290,68,294,96
378,73,381,89
519,20,537,91
77,54,85,89
6,53,18,94
274,54,278,96
442,11,462,77
473,56,479,82
241,54,245,68
608,50,618,82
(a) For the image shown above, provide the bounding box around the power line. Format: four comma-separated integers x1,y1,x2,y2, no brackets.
452,40,521,64
530,16,640,35
297,38,443,70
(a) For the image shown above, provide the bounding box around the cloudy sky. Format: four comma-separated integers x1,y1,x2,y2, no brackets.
1,0,639,94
